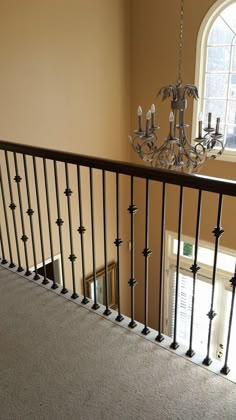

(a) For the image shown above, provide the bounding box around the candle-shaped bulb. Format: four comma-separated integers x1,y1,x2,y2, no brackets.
198,111,203,121
137,106,143,132
146,110,151,120
198,111,203,138
151,104,155,114
169,111,174,122
151,104,156,128
137,106,142,116
145,110,151,136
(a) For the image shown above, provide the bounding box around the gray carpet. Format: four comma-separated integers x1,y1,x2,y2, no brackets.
0,266,236,420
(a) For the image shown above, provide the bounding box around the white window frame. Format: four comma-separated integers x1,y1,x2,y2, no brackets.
193,0,236,162
164,230,236,361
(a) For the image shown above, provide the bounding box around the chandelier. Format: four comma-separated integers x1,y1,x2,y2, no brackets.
129,0,224,173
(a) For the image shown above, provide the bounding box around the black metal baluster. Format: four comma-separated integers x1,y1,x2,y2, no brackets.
64,163,78,299
203,193,224,366
156,182,166,342
0,223,7,264
114,173,124,322
43,158,58,289
0,163,15,267
77,165,89,305
33,157,48,285
186,189,202,357
23,154,40,280
128,176,137,329
54,161,68,294
142,178,151,335
13,152,31,276
5,151,23,272
89,168,100,310
220,264,236,375
102,170,112,316
170,185,184,350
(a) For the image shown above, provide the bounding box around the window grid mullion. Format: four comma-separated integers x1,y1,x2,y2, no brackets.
224,41,234,145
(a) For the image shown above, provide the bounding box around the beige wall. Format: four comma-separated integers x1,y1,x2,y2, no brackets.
130,0,236,327
0,0,131,315
0,0,131,161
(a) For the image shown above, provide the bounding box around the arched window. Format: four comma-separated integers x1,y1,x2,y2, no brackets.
195,0,236,160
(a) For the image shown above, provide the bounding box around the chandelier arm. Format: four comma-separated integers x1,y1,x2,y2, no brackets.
206,139,225,159
182,133,196,150
178,143,196,163
177,132,206,167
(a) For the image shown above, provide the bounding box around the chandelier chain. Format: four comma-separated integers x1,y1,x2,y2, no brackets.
177,0,184,85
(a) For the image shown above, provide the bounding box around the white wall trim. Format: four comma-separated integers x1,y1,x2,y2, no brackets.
30,254,62,285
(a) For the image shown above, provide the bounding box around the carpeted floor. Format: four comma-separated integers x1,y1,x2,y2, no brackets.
0,265,236,420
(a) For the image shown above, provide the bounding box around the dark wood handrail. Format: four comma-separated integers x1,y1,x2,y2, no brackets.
0,139,236,197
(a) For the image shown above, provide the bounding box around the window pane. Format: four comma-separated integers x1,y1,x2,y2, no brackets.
207,46,231,72
225,126,236,149
219,124,225,138
193,279,214,355
198,247,214,266
232,46,236,72
208,16,234,46
204,99,226,124
226,100,236,124
221,3,236,34
205,73,228,98
170,271,214,354
223,290,236,368
183,243,193,257
229,74,236,98
218,252,235,272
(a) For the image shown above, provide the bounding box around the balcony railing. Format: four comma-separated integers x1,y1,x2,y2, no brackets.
0,139,236,376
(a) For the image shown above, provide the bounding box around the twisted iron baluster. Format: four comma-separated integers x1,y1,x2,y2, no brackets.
0,162,15,267
5,151,23,271
114,173,124,322
13,152,31,276
128,176,137,329
156,182,166,342
64,163,78,299
170,186,184,350
203,193,224,366
54,160,68,294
